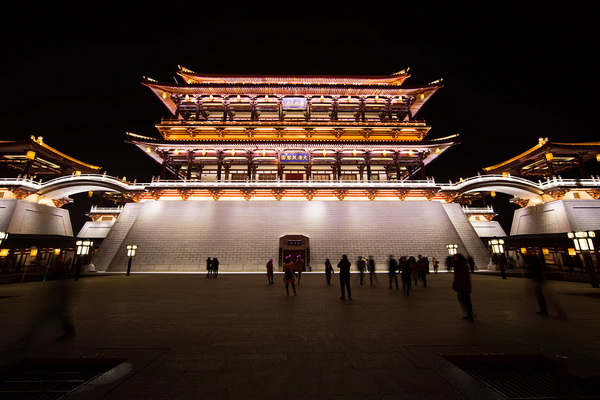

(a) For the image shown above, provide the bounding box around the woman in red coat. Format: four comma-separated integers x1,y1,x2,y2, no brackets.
283,257,296,296
451,254,474,322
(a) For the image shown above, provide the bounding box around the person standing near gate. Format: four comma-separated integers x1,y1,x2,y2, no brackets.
337,254,352,300
294,256,304,284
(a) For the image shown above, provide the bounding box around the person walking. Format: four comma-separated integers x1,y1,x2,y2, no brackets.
467,255,476,273
432,257,439,273
206,257,212,278
411,256,419,287
417,255,429,287
337,254,352,300
368,256,377,285
212,257,219,278
401,256,413,296
294,256,304,284
283,257,297,296
388,255,399,289
266,258,274,284
325,258,334,284
451,254,474,322
357,256,366,285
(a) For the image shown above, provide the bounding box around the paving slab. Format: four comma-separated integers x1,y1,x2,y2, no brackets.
1,271,600,399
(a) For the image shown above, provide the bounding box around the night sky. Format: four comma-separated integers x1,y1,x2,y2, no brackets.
2,3,598,231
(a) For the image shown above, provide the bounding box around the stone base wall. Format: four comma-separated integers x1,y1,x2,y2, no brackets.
0,199,73,236
510,199,600,235
93,200,490,273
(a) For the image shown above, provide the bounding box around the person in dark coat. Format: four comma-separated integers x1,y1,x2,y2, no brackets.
417,255,429,287
388,255,399,289
325,258,334,284
401,257,413,296
266,258,274,284
337,254,352,300
206,257,212,278
212,257,219,278
452,254,474,322
368,256,377,285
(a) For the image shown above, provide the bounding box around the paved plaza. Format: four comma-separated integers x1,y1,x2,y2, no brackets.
1,270,600,399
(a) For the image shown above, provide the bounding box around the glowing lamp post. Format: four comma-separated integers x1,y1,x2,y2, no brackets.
446,244,458,255
75,239,93,281
126,245,138,276
567,231,599,288
488,238,507,279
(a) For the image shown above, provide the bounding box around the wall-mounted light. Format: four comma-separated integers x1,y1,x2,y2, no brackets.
26,151,36,160
545,152,554,162
29,246,38,257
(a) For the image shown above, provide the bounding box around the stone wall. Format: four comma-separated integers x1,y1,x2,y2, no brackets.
0,199,73,236
510,200,600,235
93,200,489,273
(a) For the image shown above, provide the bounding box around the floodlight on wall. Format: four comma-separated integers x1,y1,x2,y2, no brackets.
0,231,7,245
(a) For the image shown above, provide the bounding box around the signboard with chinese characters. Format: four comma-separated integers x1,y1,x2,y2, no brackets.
279,152,310,163
282,97,307,110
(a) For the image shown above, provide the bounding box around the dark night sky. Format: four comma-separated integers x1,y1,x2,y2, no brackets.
2,2,598,185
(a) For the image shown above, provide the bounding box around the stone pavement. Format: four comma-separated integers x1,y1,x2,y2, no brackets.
1,271,600,399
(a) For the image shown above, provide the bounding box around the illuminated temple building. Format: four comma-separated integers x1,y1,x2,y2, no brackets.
89,67,493,272
2,68,600,275
129,67,457,189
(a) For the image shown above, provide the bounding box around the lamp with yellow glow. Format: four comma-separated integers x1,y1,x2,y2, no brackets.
26,151,36,160
446,244,458,255
29,246,38,258
0,249,9,258
488,238,507,279
567,231,599,288
545,152,554,162
126,244,138,276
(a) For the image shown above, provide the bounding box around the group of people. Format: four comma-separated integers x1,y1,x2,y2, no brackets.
205,257,220,278
269,253,476,322
387,255,431,295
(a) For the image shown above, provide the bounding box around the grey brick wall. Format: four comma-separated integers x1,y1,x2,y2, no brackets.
96,200,489,273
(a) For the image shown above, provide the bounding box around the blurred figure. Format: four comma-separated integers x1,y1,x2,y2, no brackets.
524,252,566,319
294,256,304,284
337,254,352,300
368,256,377,285
388,255,399,289
451,254,474,322
400,256,412,296
357,256,366,285
432,257,439,273
417,255,429,287
17,257,76,344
